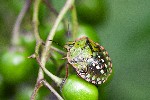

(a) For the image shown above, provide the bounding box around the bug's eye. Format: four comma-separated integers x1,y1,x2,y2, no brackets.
64,44,75,50
68,44,74,47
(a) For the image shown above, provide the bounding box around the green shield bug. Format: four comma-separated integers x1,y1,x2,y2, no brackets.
64,36,112,85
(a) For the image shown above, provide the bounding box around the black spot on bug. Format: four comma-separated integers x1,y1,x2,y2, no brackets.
85,38,95,52
103,67,107,73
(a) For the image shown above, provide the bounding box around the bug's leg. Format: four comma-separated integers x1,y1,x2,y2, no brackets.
59,63,69,92
65,63,69,79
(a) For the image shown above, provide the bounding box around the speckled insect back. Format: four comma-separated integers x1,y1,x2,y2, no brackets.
64,36,112,85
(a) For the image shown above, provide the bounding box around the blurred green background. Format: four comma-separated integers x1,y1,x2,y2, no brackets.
0,0,150,100
97,0,150,100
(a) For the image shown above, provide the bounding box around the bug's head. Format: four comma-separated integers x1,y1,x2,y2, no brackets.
64,41,75,51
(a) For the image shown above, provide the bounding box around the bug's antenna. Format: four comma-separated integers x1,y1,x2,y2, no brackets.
67,22,69,36
66,9,72,41
67,21,71,40
49,40,64,48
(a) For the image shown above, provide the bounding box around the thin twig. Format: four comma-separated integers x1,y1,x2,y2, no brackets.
43,0,68,30
42,80,64,100
50,63,65,91
30,79,43,100
41,0,75,66
32,0,45,82
12,0,31,45
36,57,63,86
28,54,36,58
43,0,58,16
31,0,44,100
33,0,42,42
32,0,43,81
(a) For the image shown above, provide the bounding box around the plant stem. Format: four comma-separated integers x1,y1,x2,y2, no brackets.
32,0,43,79
32,0,44,99
41,0,75,66
42,80,64,100
12,0,31,46
43,0,58,16
33,0,42,44
30,79,43,100
36,57,63,86
43,0,68,31
71,4,78,40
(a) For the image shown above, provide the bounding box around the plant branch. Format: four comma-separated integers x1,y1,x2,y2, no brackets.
36,57,63,86
31,79,43,100
31,0,44,100
43,0,68,31
12,0,31,46
43,0,58,16
32,0,43,79
42,80,64,100
33,0,43,44
31,79,64,100
41,0,75,66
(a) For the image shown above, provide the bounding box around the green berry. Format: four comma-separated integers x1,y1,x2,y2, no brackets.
76,0,106,25
0,49,32,84
61,75,98,100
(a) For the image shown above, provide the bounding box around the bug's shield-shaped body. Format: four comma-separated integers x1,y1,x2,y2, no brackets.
64,36,112,85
